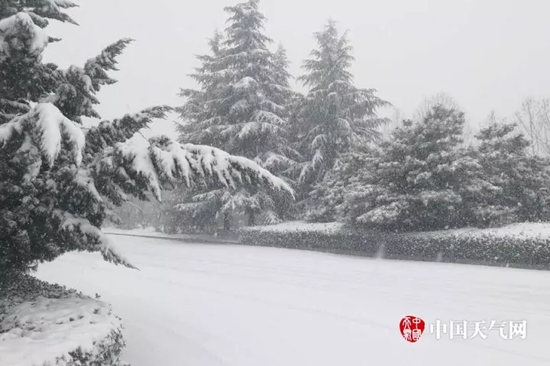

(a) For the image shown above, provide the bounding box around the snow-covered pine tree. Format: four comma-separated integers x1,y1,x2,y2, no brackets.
473,122,550,226
176,30,225,142
305,144,377,222
0,2,293,274
270,44,293,119
345,105,487,232
175,0,298,228
295,20,390,197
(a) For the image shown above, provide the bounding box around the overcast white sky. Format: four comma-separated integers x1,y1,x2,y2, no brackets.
44,0,550,136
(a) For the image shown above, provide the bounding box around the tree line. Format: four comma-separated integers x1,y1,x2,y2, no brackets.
144,0,550,234
163,0,389,231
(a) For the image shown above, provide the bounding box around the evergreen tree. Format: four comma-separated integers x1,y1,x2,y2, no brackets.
305,146,376,223
473,122,550,225
175,0,297,228
0,3,292,273
176,30,225,142
295,20,390,196
270,44,293,118
344,105,486,232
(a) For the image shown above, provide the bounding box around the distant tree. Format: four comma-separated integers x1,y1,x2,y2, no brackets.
413,92,458,121
305,144,377,222
343,105,486,232
175,0,298,229
473,122,550,225
295,20,390,197
514,97,550,156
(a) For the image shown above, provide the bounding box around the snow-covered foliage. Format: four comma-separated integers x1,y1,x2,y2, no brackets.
306,105,550,233
0,1,78,28
294,20,390,195
0,274,127,366
337,105,489,232
177,0,296,170
0,2,79,125
45,38,134,123
0,2,293,273
306,145,377,222
472,122,550,226
175,0,297,228
240,220,550,268
241,220,344,234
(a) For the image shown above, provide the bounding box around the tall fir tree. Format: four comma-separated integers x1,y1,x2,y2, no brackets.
175,0,297,228
295,20,390,197
0,2,292,273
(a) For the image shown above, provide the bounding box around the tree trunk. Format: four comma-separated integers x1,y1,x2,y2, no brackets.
247,210,255,226
223,212,231,231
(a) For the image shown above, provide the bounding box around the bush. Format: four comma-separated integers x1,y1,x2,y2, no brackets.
239,222,550,269
0,274,128,366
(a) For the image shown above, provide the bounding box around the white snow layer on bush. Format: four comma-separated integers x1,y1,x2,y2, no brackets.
0,276,126,366
241,220,345,234
415,222,550,240
242,221,550,240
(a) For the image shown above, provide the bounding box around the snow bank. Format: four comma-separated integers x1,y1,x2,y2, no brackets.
0,274,127,366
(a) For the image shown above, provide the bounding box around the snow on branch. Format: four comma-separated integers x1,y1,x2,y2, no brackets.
0,102,85,167
85,106,172,156
33,0,79,25
90,134,294,204
42,39,134,123
84,38,134,90
180,142,293,194
0,12,49,60
54,210,136,269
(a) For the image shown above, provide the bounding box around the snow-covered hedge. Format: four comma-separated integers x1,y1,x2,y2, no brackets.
239,221,550,268
0,274,128,366
239,221,375,253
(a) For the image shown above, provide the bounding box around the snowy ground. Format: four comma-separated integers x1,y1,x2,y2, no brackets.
36,234,550,366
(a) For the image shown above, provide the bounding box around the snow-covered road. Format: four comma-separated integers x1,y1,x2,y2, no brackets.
36,234,550,366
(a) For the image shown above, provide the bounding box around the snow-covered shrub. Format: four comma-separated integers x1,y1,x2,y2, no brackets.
240,221,550,268
339,106,490,232
305,145,377,222
472,122,550,226
239,221,382,255
0,274,127,366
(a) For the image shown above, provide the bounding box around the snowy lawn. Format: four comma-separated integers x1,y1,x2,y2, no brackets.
36,234,550,366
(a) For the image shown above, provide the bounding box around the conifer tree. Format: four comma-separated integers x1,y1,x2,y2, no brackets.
343,105,486,232
474,122,550,225
0,2,292,273
175,0,297,228
306,144,377,222
295,20,390,196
